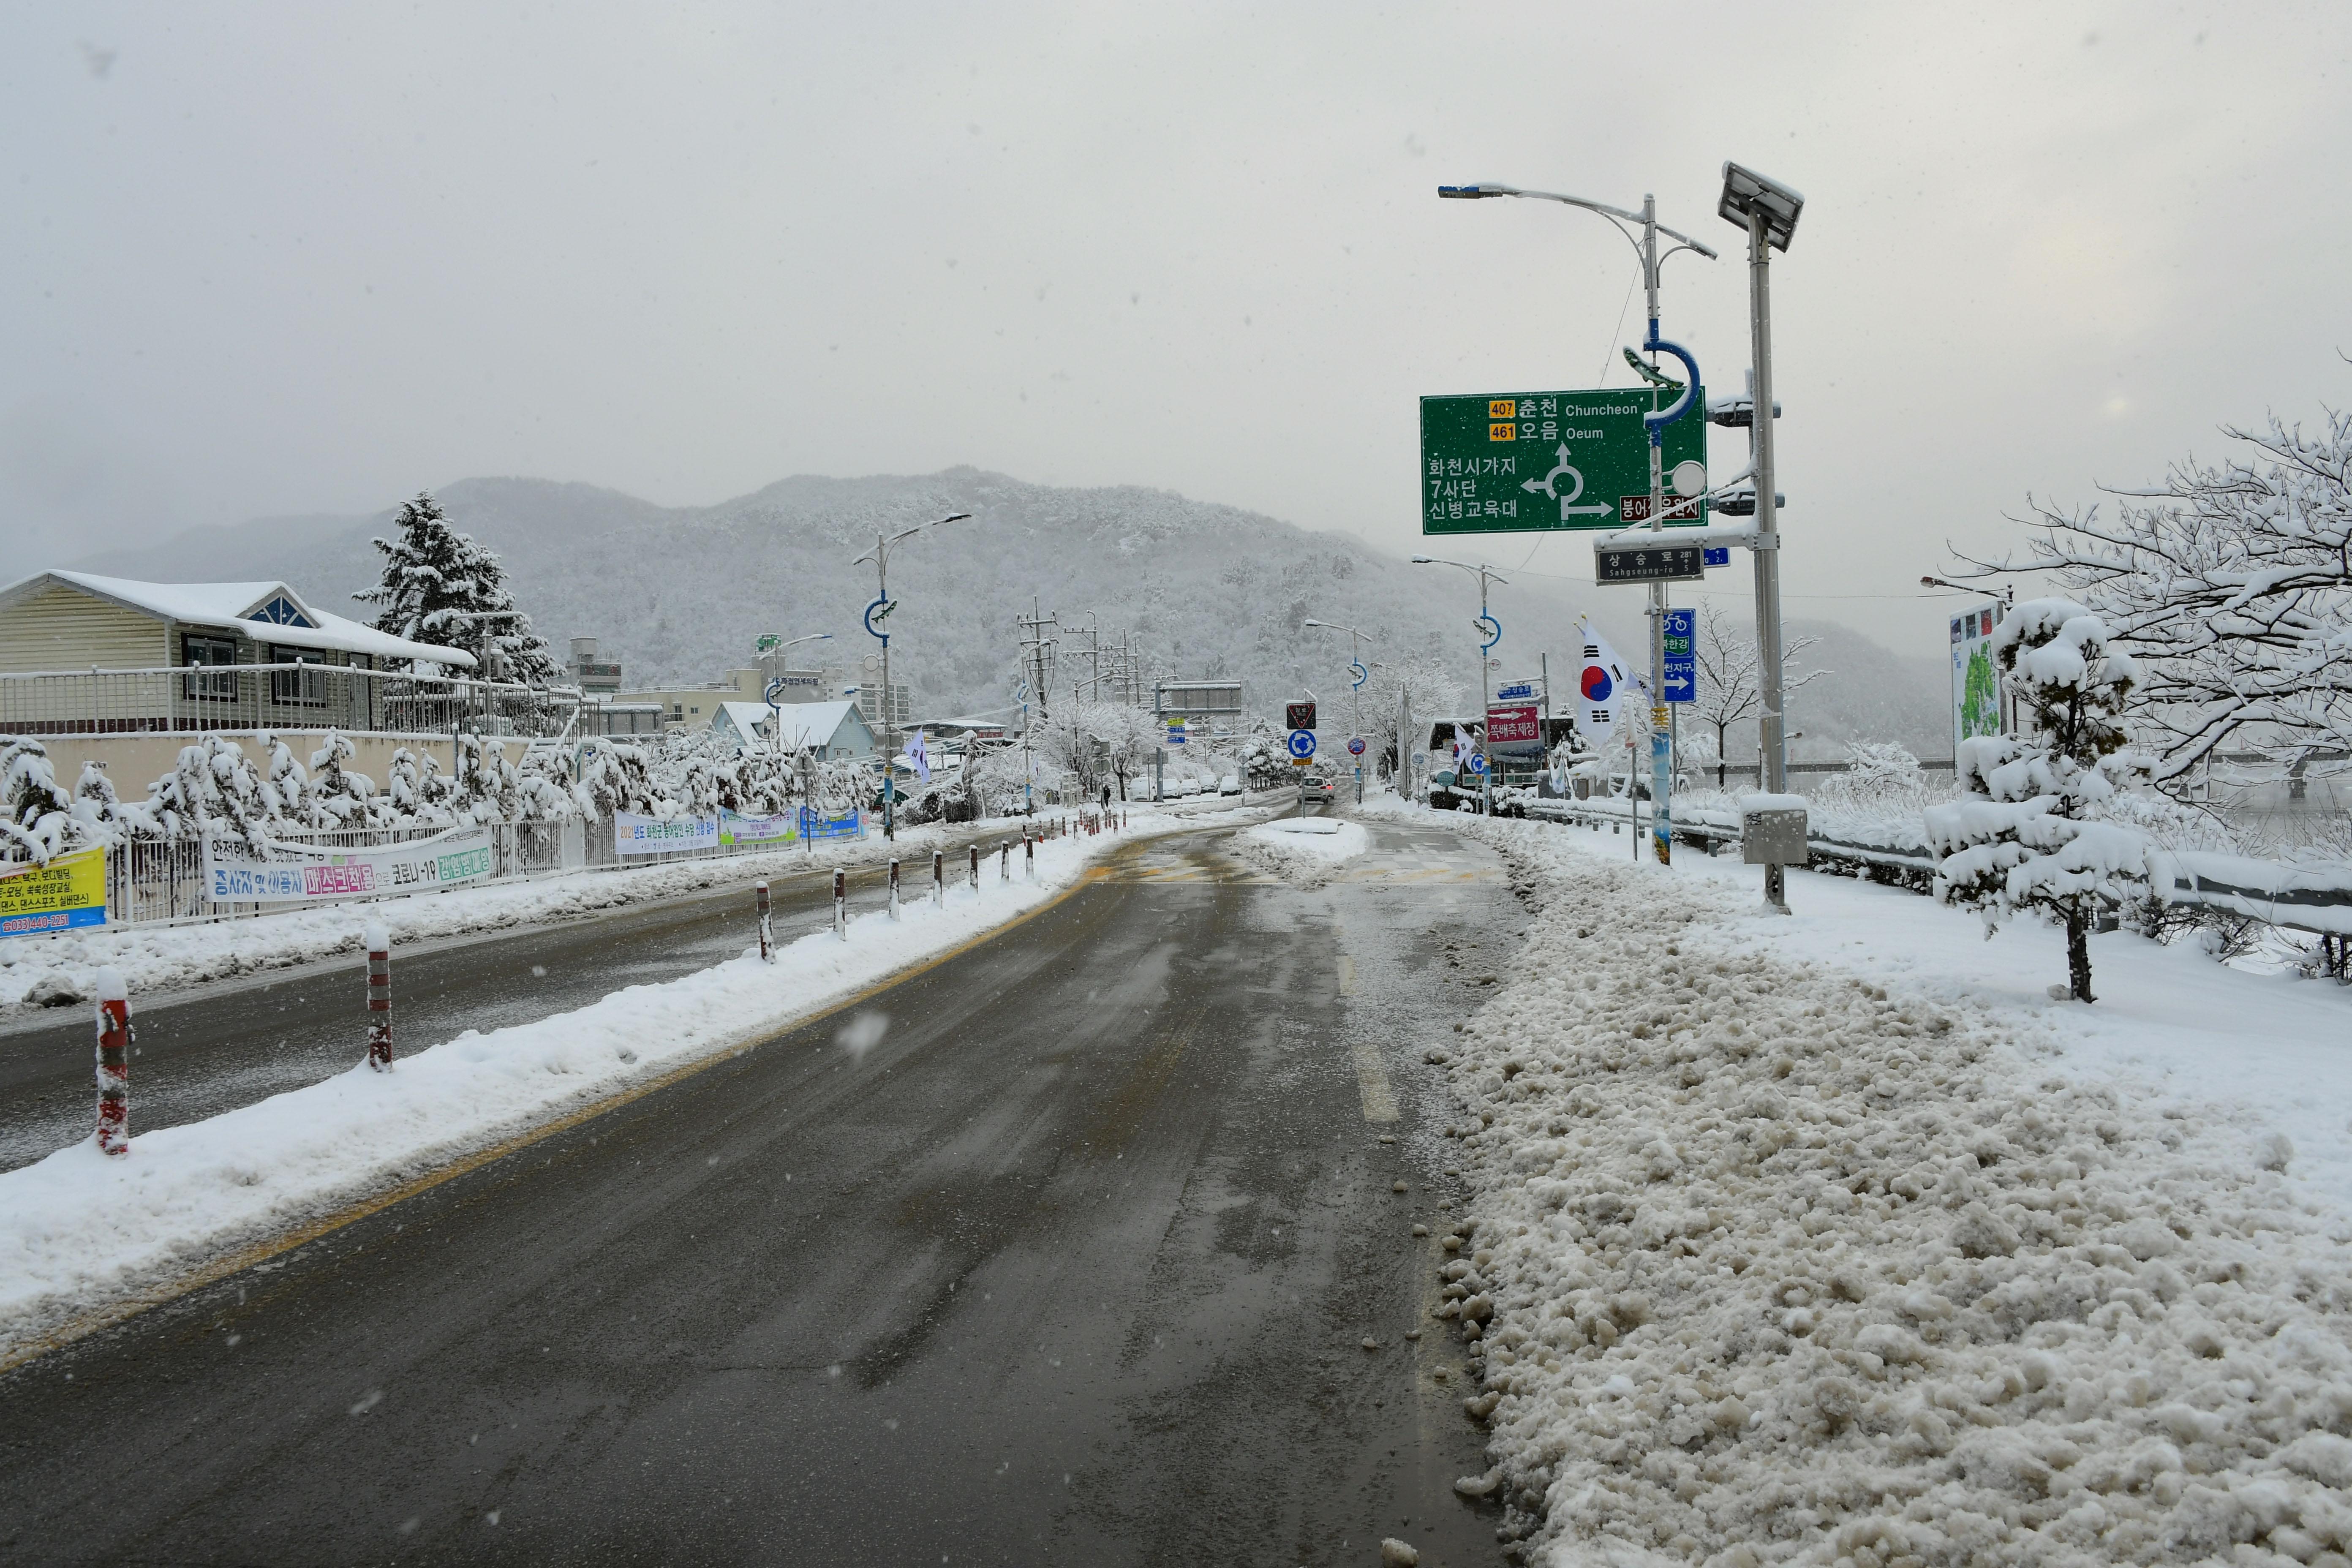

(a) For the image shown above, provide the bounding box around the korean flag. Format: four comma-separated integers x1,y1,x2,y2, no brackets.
898,728,932,785
1576,617,1632,750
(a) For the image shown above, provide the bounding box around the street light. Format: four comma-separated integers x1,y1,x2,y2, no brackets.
1719,160,1805,912
1303,618,1377,805
852,512,971,839
1439,179,1716,866
755,632,833,756
1411,556,1509,814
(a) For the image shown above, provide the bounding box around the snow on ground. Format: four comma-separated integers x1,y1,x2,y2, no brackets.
0,823,1152,1365
0,812,1154,1017
1231,815,1369,886
1362,797,2352,1566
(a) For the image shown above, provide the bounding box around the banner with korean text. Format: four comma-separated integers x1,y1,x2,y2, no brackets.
615,813,721,856
719,809,798,847
205,828,494,905
0,847,108,938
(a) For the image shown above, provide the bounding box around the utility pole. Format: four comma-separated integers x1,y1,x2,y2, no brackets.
1016,601,1058,813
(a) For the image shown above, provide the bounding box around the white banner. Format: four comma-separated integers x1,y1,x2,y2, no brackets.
719,809,797,847
615,812,721,856
1951,602,2005,755
205,827,495,904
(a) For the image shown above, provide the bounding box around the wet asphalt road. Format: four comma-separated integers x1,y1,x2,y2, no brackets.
0,823,1037,1172
0,813,1524,1566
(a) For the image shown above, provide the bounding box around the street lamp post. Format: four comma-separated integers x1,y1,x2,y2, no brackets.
853,512,971,839
1719,161,1804,913
754,631,833,757
1410,556,1508,814
1302,618,1377,804
1437,180,1715,863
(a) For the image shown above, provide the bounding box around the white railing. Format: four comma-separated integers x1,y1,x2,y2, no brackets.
0,663,580,740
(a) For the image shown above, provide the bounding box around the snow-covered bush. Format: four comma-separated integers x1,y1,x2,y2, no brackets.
1,738,81,865
1925,600,2157,1002
303,729,383,828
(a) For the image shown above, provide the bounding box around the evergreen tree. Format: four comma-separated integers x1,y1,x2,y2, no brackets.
1925,599,2156,1003
357,492,563,684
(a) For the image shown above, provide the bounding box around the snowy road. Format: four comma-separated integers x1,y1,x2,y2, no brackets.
0,814,1522,1565
0,822,1039,1173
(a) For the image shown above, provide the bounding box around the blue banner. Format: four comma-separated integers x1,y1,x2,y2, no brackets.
799,806,865,843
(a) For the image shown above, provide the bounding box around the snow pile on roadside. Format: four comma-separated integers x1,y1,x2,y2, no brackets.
1231,817,1369,886
1421,815,2352,1565
0,828,1124,1364
0,814,1094,1015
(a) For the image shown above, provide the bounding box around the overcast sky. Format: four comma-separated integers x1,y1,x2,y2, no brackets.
6,2,2349,660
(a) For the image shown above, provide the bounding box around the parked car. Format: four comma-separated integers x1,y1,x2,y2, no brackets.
1217,774,1241,796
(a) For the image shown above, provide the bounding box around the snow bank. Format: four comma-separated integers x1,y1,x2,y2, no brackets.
0,815,1100,1015
1405,809,2352,1565
0,826,1138,1364
1231,816,1369,886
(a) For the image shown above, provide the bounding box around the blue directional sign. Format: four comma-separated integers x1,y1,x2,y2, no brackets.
1287,729,1318,760
1662,607,1696,704
1703,546,1731,568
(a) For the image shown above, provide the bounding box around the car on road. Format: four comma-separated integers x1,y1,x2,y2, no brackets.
1217,774,1241,795
1298,778,1335,806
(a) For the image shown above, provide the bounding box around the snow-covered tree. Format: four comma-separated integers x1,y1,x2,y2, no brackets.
1689,600,1826,787
1957,401,2352,787
2,738,80,864
1925,600,2157,1003
146,735,284,854
356,492,563,684
302,730,383,827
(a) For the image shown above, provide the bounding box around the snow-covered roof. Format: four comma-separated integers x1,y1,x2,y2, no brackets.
768,700,874,752
0,571,477,669
710,701,774,738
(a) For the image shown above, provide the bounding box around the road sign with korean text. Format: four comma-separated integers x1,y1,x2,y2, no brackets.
1421,388,1707,535
1662,607,1696,703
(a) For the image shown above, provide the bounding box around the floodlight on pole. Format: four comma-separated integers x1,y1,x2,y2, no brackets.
1718,161,1803,912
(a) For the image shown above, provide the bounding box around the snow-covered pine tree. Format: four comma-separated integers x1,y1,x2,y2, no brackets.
1,738,80,864
1925,599,2157,1003
304,730,383,827
356,492,563,684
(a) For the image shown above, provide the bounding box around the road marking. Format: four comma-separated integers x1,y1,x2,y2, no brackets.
1350,1037,1398,1122
1336,953,1357,996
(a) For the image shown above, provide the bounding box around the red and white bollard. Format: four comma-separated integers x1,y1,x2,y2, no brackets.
889,858,901,920
95,966,130,1155
1024,832,1034,880
969,844,980,892
365,920,392,1072
833,868,847,939
999,841,1010,882
756,880,774,962
933,849,945,907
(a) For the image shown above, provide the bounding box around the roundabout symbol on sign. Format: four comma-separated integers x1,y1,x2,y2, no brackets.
1286,730,1317,760
1467,753,1489,775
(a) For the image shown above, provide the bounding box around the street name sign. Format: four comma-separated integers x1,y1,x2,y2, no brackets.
1662,607,1696,704
1702,546,1731,568
1421,387,1707,536
1596,543,1705,584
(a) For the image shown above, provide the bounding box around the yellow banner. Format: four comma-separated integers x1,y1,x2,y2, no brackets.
0,847,109,938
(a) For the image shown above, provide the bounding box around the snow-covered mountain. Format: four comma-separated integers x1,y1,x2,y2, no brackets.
70,469,1945,754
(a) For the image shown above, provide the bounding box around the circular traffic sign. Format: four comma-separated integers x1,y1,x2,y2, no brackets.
1347,738,1366,756
1467,753,1489,775
1671,459,1709,497
1286,729,1317,760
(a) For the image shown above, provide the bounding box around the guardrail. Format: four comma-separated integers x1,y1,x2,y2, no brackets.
1520,796,2352,939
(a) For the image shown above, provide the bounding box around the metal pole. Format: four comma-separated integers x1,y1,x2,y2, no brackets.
877,535,894,843
95,968,130,1155
1749,207,1789,914
1642,192,1673,868
1479,572,1494,814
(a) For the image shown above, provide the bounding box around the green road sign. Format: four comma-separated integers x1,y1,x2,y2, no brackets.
1421,387,1707,535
